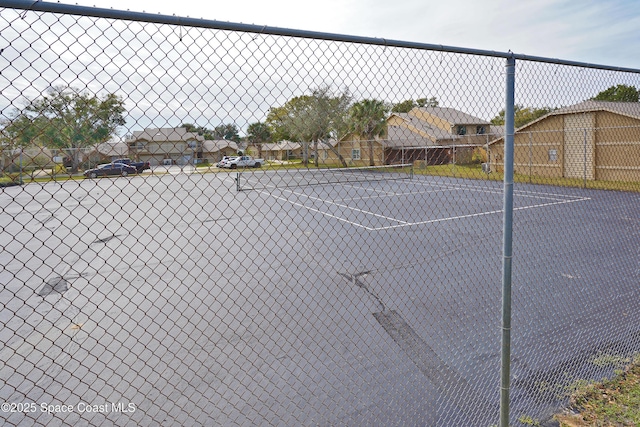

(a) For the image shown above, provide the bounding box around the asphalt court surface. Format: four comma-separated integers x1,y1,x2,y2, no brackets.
1,170,638,426
257,176,592,231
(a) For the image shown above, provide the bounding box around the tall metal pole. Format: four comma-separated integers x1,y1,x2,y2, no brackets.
583,127,587,189
529,131,533,184
500,55,516,427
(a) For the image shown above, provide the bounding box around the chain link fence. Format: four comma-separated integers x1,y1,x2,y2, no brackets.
1,2,640,426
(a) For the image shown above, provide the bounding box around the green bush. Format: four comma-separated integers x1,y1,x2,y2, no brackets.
471,147,488,164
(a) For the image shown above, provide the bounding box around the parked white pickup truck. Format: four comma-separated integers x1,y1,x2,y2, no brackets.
223,155,265,169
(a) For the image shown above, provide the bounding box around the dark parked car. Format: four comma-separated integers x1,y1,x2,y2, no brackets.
84,163,137,178
112,158,151,173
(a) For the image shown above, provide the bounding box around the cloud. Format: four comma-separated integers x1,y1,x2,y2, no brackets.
65,0,640,69
2,0,638,136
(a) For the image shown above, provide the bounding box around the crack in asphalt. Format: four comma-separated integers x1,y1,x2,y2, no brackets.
92,234,121,244
339,270,386,312
340,269,497,424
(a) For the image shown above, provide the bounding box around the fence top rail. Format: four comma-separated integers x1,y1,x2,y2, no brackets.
1,0,639,74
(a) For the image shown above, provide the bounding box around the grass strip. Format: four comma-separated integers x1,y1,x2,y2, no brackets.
556,357,640,426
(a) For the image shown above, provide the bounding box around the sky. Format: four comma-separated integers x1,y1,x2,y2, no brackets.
2,0,640,135
68,0,640,69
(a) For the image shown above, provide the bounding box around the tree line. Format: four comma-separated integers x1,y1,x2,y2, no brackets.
180,88,439,166
2,84,637,171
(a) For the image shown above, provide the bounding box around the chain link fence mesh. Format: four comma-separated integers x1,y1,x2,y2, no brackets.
1,3,639,426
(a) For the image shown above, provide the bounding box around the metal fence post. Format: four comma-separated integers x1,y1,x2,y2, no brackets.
529,131,533,183
19,147,23,184
583,127,588,188
500,55,516,427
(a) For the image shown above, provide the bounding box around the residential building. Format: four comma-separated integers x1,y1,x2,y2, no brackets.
384,106,500,165
261,141,302,161
127,127,204,166
203,139,239,163
487,100,640,182
339,106,500,166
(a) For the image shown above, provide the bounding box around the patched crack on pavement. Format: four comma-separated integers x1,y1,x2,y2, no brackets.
39,276,69,297
39,215,54,224
374,310,497,423
339,271,385,312
341,271,496,423
64,271,94,279
91,234,121,244
202,216,234,223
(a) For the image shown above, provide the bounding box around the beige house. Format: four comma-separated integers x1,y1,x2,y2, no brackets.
487,100,640,182
309,140,337,164
127,127,205,166
333,134,386,166
339,106,500,166
1,146,55,172
384,106,500,165
2,141,129,172
86,141,129,164
261,141,302,161
203,139,239,162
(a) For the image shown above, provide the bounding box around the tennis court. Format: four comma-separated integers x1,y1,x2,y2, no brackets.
1,168,638,426
217,169,633,424
234,166,591,231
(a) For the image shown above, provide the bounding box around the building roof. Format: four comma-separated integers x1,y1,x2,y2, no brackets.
202,139,238,153
385,109,499,148
261,140,336,151
414,106,491,125
394,113,455,140
550,100,640,119
385,125,433,148
261,140,301,151
320,139,338,149
487,100,640,146
95,141,128,157
127,127,204,142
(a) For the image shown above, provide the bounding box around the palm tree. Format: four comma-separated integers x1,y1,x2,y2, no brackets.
348,99,389,166
247,122,271,158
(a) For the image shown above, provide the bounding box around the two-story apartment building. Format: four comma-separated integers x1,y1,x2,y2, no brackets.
127,127,205,166
337,106,501,166
383,106,500,165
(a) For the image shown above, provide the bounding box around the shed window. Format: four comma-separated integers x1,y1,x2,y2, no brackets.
548,149,558,162
457,126,467,136
352,149,361,160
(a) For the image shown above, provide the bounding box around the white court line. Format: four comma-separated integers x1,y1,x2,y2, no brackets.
262,179,591,231
335,182,408,197
266,193,388,229
329,178,578,204
370,196,591,231
262,188,410,225
411,179,587,201
336,187,462,203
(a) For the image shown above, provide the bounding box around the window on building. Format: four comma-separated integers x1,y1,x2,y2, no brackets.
352,149,361,160
548,149,558,162
476,126,486,135
457,126,467,136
